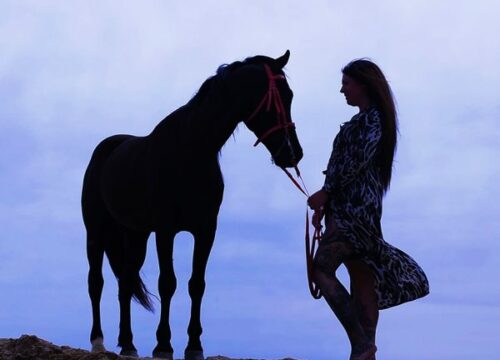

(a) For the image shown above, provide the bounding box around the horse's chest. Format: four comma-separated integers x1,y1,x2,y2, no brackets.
157,167,224,206
153,164,224,228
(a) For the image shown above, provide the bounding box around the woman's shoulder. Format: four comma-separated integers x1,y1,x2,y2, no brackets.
364,105,381,117
344,106,381,129
362,106,382,126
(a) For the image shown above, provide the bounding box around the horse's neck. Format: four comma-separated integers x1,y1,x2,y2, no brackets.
160,99,241,155
197,104,241,153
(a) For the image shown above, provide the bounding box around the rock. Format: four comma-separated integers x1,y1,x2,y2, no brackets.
0,335,123,360
0,335,298,360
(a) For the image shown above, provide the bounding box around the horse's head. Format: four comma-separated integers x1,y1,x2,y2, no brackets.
228,51,303,168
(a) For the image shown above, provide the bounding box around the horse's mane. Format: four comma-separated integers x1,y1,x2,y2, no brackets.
187,55,275,107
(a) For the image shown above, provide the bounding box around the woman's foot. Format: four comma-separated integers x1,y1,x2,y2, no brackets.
350,343,377,360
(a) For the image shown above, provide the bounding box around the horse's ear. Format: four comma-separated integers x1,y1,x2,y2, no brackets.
275,50,290,69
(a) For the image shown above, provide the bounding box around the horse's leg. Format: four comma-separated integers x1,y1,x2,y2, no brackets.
152,230,177,360
118,230,149,357
185,223,216,360
87,231,106,352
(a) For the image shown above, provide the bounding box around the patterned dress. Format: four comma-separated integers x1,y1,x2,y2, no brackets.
322,106,429,310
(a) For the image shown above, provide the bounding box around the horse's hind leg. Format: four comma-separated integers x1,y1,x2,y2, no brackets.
118,229,150,357
185,222,216,360
152,230,176,360
87,231,106,352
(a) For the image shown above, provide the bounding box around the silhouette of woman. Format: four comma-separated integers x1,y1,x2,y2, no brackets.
308,59,429,360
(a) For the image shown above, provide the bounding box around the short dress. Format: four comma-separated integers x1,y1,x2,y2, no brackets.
322,106,429,310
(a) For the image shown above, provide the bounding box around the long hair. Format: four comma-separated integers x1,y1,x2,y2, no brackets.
342,59,398,193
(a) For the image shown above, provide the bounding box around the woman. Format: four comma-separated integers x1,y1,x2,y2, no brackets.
308,59,429,360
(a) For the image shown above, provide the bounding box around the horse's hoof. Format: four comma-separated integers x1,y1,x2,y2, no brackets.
91,337,106,352
152,351,174,360
120,349,139,357
184,350,204,360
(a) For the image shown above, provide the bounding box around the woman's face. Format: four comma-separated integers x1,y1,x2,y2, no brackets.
340,74,366,107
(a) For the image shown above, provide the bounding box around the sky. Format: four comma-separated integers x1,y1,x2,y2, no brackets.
0,1,499,359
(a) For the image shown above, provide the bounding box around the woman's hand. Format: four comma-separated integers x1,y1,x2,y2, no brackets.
307,189,329,212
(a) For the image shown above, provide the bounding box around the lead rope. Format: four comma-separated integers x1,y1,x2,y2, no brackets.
246,64,321,298
282,166,323,299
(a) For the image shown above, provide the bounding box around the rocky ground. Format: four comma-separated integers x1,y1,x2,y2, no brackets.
0,335,297,360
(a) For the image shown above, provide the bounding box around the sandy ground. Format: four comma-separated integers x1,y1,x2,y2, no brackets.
0,335,297,360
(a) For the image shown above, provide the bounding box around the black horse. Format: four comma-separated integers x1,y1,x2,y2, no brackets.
81,51,303,360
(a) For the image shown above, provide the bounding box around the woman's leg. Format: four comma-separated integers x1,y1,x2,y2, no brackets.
314,241,375,359
345,260,379,345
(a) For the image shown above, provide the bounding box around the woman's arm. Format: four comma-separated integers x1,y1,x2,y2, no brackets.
323,110,382,191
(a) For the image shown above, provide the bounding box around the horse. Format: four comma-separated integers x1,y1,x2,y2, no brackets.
81,50,303,360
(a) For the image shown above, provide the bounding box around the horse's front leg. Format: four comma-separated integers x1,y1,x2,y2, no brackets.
185,223,216,360
153,230,177,360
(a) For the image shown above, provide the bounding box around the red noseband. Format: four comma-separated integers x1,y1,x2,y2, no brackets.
246,64,296,147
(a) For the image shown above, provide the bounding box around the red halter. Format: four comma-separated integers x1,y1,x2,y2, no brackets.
246,64,296,147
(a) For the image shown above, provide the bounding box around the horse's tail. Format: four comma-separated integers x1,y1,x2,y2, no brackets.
130,274,155,312
104,235,155,312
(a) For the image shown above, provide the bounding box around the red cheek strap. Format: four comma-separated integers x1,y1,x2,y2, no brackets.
247,64,294,147
253,122,296,147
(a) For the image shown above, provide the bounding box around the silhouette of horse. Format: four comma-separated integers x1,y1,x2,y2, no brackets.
81,51,303,360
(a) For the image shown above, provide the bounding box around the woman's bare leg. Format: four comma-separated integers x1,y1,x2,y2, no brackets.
314,241,375,359
345,260,379,346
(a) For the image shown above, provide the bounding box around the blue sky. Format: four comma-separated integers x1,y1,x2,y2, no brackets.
0,1,499,359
